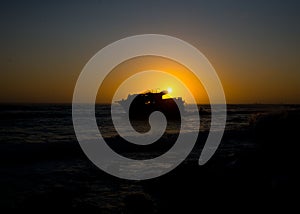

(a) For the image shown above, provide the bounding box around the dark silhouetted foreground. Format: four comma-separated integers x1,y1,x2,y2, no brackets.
0,104,299,212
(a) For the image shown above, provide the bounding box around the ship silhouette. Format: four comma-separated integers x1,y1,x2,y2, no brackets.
117,90,184,120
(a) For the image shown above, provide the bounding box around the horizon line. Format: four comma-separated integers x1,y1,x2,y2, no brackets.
1,102,299,105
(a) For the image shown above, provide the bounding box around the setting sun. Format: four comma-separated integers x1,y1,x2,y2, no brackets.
96,56,209,104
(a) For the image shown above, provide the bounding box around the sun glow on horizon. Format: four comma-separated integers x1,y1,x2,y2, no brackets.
96,56,209,104
110,70,196,104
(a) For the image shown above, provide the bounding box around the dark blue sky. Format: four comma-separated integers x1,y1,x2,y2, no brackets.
1,0,300,103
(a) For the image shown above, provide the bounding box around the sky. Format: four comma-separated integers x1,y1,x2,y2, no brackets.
1,0,300,104
96,56,209,104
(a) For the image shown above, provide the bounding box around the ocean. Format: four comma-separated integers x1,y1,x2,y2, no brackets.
1,104,293,143
0,104,299,212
